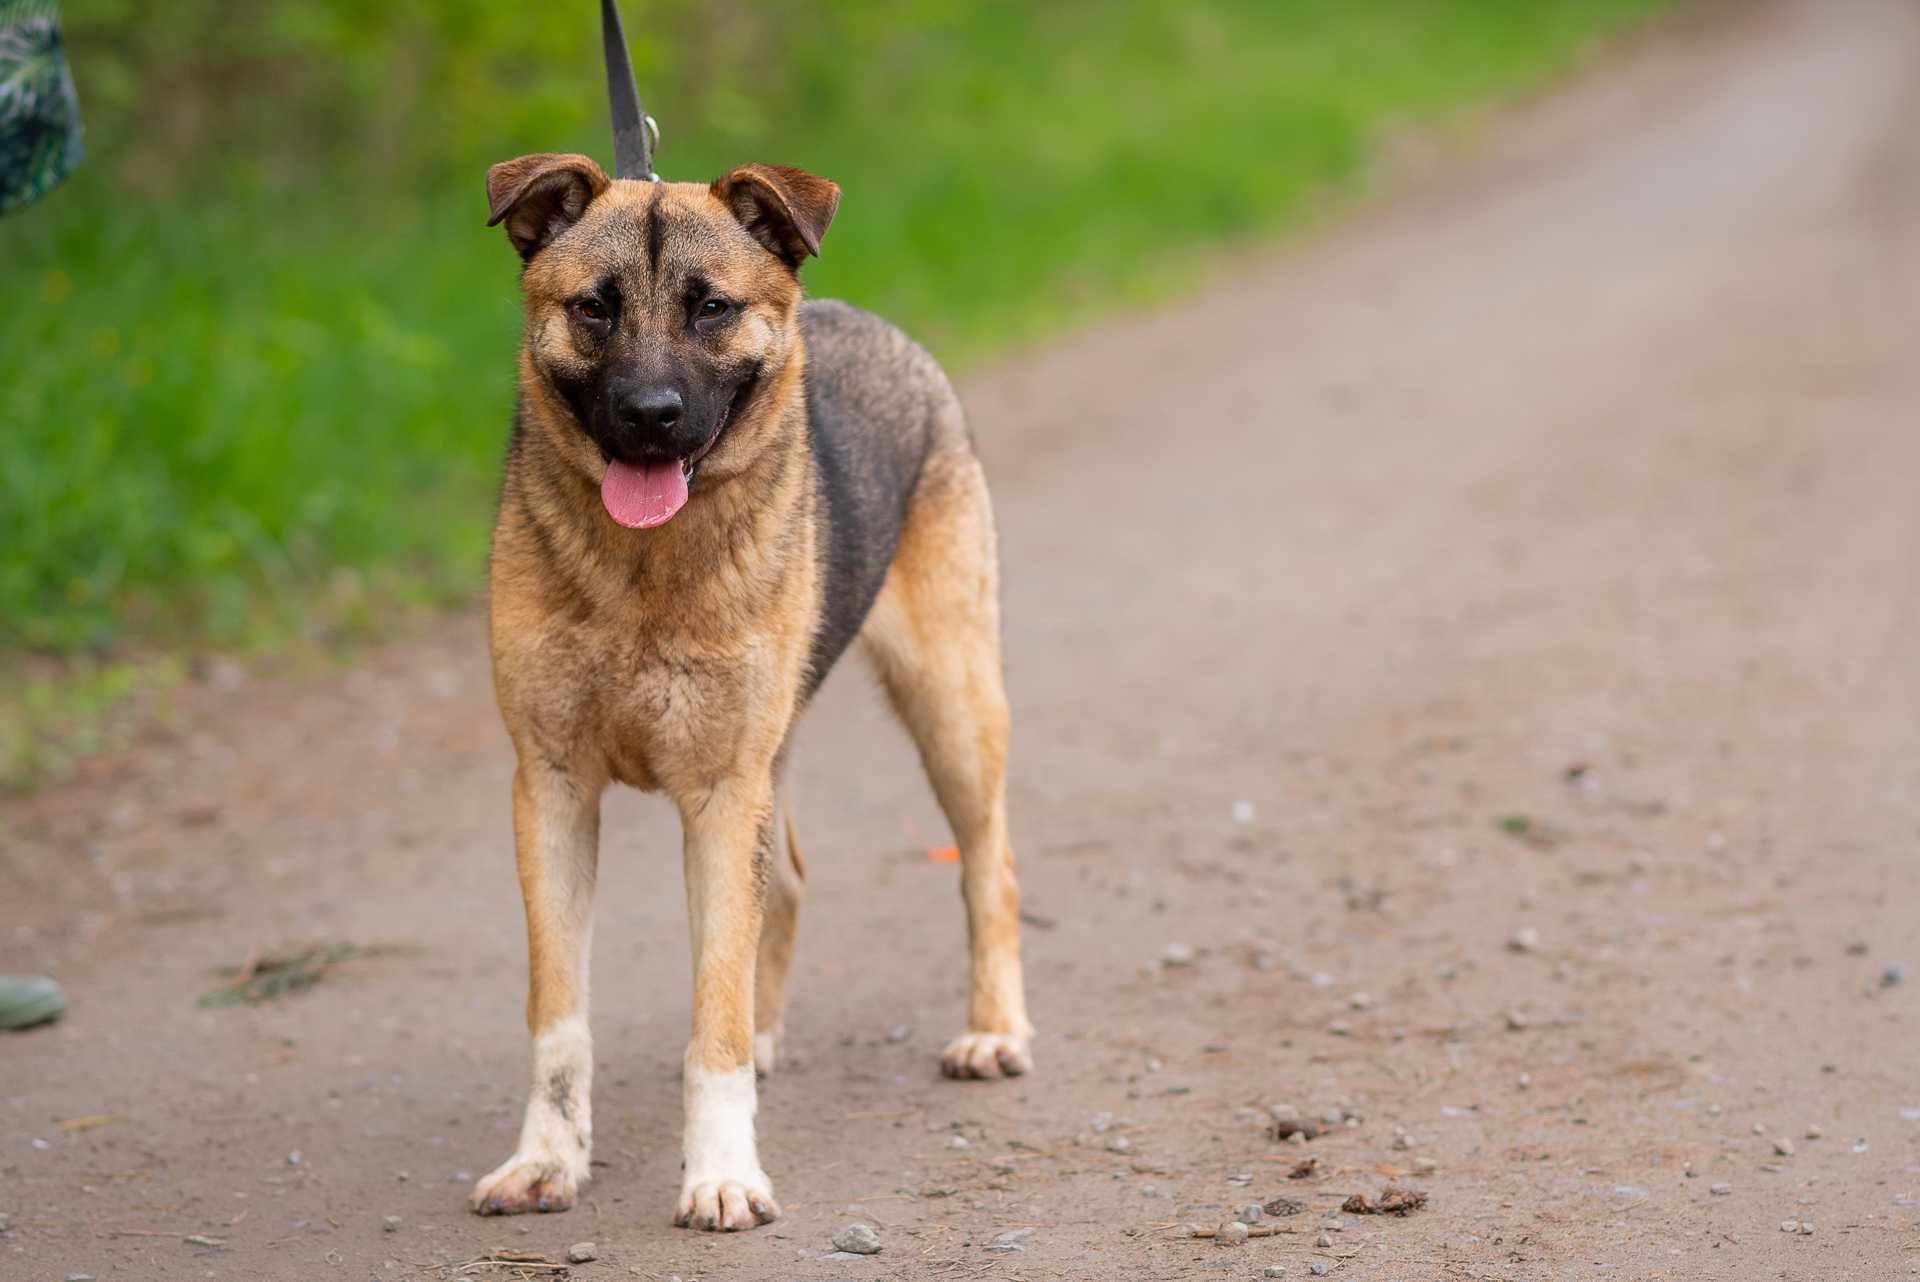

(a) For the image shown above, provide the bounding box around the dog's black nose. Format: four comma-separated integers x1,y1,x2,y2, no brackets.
615,386,683,436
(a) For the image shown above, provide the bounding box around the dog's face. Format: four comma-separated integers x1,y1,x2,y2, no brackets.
487,154,839,528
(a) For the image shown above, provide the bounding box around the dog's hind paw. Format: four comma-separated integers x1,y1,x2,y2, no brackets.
753,1027,781,1078
468,1155,583,1216
674,1175,780,1232
941,1030,1033,1080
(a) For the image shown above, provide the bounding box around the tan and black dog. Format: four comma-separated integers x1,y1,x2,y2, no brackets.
467,149,1033,1231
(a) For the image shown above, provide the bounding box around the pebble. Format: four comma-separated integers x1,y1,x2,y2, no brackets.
1315,1231,1334,1248
1327,1020,1350,1037
566,1242,597,1264
1779,1219,1814,1235
1883,964,1907,988
287,1149,303,1166
1309,1263,1330,1277
1411,1157,1439,1176
1163,943,1196,967
1504,1009,1530,1031
1772,1137,1795,1157
1805,1123,1823,1140
1231,800,1257,825
1751,1123,1766,1136
988,1227,1035,1253
1264,1269,1288,1278
1710,1183,1732,1196
1348,992,1375,1011
949,1135,970,1149
1508,927,1540,953
1236,1203,1263,1224
1517,1072,1532,1090
31,1138,49,1151
66,1275,96,1282
832,1223,882,1255
1104,1135,1132,1154
0,1213,9,1232
1270,1104,1300,1122
1215,1221,1249,1247
885,1023,912,1043
382,1215,402,1233
1391,1127,1412,1151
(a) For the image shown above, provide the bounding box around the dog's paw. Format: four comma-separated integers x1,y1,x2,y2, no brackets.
674,1173,780,1232
753,1027,782,1078
941,1030,1033,1080
468,1154,584,1216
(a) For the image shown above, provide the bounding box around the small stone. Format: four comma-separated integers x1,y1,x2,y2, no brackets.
1391,1127,1412,1151
382,1215,402,1233
1269,1103,1300,1123
1504,1009,1530,1031
67,1275,96,1282
1163,943,1196,968
0,1213,9,1232
1751,1123,1767,1135
832,1223,882,1255
1805,1123,1822,1140
183,1235,225,1248
885,1023,912,1043
1264,1269,1288,1278
1411,1157,1438,1175
1710,1182,1732,1196
948,1134,970,1149
1882,964,1907,988
287,1149,303,1166
1315,1231,1334,1248
1779,1220,1800,1234
1231,800,1257,824
566,1242,597,1264
1706,1103,1722,1117
1215,1221,1249,1247
1517,1072,1532,1090
1508,927,1539,953
1237,1203,1263,1224
988,1227,1035,1253
1104,1135,1132,1154
1772,1136,1795,1157
1327,1020,1350,1037
1309,1263,1330,1277
31,1137,49,1151
1348,992,1375,1011
1797,1221,1814,1235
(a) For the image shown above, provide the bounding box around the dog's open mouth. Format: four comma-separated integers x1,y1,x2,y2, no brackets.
599,379,752,530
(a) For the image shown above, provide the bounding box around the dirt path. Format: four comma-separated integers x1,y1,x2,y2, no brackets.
7,2,1920,1278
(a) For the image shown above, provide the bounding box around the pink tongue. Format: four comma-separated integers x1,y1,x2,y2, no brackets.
601,458,689,529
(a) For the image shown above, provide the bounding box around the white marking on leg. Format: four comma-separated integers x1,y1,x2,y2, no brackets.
682,1061,761,1186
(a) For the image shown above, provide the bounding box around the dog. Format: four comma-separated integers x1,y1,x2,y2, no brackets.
466,149,1034,1231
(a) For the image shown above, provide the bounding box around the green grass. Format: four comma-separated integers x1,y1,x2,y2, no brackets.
0,0,1668,784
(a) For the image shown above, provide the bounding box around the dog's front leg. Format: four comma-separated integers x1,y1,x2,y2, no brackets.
673,776,781,1231
471,761,600,1215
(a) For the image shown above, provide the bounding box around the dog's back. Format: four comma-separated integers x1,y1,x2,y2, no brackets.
800,298,971,697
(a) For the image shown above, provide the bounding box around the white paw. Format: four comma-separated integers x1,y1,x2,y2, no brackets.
941,1030,1033,1079
753,1028,781,1077
469,1151,586,1215
675,1172,780,1231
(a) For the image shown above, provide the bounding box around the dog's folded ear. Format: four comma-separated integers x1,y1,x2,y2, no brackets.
712,164,840,268
486,154,612,261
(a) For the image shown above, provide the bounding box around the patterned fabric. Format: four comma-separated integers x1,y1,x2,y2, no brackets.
0,0,82,216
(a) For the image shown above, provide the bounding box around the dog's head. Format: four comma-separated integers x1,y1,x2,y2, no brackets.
487,154,839,529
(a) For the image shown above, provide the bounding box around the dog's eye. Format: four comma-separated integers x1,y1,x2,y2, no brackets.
570,297,609,324
698,297,731,319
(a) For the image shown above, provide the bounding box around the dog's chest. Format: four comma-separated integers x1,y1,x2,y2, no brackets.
500,616,781,795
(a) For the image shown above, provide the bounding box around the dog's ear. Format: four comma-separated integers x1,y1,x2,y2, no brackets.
486,153,612,261
711,164,840,268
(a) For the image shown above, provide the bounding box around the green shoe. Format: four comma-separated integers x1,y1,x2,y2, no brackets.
0,975,67,1029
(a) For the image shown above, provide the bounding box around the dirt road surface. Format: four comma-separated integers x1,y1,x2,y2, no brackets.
7,2,1920,1277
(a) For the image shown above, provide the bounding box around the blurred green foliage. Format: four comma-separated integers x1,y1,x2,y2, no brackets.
1,0,1666,661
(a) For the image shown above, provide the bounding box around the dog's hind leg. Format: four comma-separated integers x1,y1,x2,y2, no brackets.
753,796,807,1076
471,760,602,1215
860,446,1034,1079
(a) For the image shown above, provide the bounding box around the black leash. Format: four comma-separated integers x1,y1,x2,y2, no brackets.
600,0,659,180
